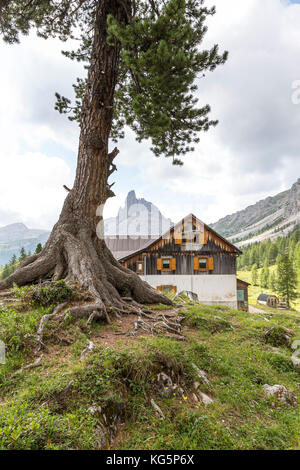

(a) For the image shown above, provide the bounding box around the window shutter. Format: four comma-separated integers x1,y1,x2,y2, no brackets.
157,258,162,271
193,257,199,271
203,230,207,245
208,257,214,271
171,258,176,271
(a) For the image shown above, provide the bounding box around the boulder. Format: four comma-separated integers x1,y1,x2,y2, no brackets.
198,392,214,405
192,363,210,386
263,384,297,405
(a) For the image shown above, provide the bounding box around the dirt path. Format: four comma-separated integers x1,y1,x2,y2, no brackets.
249,305,265,314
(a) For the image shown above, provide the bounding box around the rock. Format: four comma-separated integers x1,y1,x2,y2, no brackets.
80,341,95,360
193,381,200,390
198,392,214,405
88,405,102,416
157,372,176,397
291,357,300,372
150,399,165,419
192,363,210,386
176,291,199,302
291,340,300,372
263,384,297,405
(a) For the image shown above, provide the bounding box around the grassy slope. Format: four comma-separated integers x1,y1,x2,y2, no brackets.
0,296,299,450
238,266,300,312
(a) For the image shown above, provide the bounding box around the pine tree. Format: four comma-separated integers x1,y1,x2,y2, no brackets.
35,243,43,254
0,1,228,318
19,247,27,262
269,271,277,292
276,254,298,307
9,254,17,266
294,240,300,270
251,264,258,286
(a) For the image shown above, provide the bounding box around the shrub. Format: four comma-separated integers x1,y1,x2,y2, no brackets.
267,353,294,373
14,280,78,307
264,327,292,347
0,306,47,352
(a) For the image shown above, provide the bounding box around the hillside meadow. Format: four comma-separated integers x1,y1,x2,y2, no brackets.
238,267,300,312
0,285,299,450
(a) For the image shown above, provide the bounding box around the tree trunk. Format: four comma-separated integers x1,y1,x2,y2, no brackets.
0,0,172,318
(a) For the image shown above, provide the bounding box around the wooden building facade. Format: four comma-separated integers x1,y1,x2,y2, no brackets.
111,214,248,310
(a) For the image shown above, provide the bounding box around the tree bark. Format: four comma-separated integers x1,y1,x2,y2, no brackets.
0,0,172,316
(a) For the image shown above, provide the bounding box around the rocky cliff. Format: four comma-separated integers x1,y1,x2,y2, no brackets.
211,178,300,246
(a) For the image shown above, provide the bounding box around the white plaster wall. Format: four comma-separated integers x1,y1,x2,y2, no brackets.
141,275,238,309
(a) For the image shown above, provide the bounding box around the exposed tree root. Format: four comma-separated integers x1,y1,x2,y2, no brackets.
0,210,172,332
35,302,68,353
133,311,186,339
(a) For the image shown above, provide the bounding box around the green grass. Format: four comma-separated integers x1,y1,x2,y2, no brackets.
238,267,300,312
0,298,299,450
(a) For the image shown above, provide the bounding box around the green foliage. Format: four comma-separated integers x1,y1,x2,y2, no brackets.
184,306,233,333
0,401,98,450
0,0,227,164
264,326,292,347
0,301,299,450
35,243,43,254
267,354,294,373
106,0,228,162
251,264,258,286
238,225,300,271
13,280,78,307
276,254,298,306
0,305,46,353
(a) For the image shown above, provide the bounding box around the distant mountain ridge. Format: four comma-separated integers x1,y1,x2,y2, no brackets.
211,178,300,246
2,180,299,265
104,190,173,236
0,223,50,265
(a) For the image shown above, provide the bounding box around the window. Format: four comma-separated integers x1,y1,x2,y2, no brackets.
157,285,177,294
136,260,144,274
237,289,245,301
157,257,176,272
199,258,207,270
193,257,214,272
162,258,171,270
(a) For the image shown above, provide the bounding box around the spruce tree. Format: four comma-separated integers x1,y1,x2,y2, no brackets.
251,264,258,286
0,1,227,318
35,243,43,254
19,247,27,262
276,254,298,308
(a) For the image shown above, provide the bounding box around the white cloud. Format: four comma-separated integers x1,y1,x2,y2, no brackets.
1,1,300,228
0,152,72,229
109,0,300,224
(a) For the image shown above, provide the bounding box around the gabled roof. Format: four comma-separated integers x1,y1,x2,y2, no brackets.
105,235,155,261
109,214,242,262
257,293,278,301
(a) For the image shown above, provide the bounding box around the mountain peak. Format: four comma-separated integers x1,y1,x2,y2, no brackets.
1,222,28,230
105,191,173,236
126,190,138,207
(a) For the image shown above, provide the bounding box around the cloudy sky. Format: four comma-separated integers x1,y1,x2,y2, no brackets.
0,0,300,230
